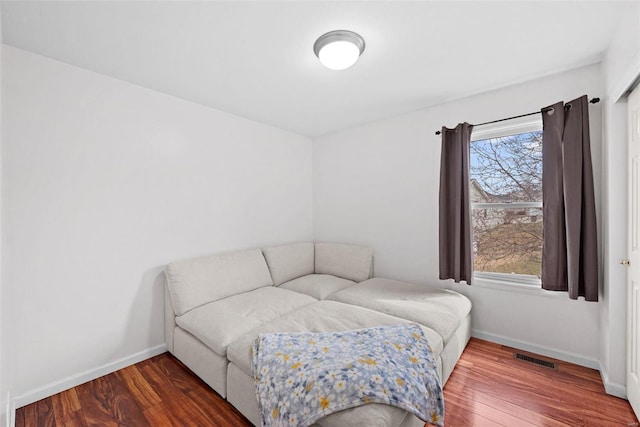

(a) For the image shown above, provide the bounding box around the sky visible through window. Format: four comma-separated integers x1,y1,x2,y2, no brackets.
470,131,542,202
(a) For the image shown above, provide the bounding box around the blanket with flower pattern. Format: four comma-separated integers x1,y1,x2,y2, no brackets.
251,323,444,427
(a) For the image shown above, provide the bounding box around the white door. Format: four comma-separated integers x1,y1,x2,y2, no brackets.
628,84,640,416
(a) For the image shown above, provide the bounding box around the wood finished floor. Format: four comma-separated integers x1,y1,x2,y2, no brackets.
16,338,638,427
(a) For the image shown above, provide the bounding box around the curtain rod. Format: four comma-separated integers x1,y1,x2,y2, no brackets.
434,97,600,135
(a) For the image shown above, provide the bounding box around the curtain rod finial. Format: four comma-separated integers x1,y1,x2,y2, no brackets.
435,130,441,135
590,97,600,104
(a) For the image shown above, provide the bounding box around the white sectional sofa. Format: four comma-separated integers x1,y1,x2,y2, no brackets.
164,242,472,427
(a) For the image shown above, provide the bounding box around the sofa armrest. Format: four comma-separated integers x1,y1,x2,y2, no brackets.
165,279,176,354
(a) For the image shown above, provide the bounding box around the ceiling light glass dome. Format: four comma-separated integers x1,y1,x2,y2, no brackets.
313,30,365,71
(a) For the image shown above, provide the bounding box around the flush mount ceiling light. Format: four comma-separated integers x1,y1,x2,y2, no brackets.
313,30,365,71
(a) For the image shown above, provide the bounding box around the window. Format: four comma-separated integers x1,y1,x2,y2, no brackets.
470,118,543,286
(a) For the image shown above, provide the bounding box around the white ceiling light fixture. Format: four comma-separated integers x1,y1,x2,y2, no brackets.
313,30,365,71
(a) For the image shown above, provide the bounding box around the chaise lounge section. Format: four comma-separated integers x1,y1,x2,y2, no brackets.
328,278,471,383
164,242,472,426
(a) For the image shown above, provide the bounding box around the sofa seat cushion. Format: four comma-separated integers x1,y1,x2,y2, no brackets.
227,300,443,377
328,278,472,345
175,287,316,356
262,242,314,286
278,274,356,300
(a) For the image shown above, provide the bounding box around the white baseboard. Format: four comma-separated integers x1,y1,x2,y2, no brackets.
471,329,600,370
13,344,166,409
599,361,627,399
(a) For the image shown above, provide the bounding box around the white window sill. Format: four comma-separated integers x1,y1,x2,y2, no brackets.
472,276,568,298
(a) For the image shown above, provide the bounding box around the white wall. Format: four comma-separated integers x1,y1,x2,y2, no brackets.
600,0,640,397
603,1,640,101
1,46,313,406
314,64,603,367
0,6,7,426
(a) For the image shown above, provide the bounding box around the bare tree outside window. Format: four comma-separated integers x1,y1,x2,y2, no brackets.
470,131,543,278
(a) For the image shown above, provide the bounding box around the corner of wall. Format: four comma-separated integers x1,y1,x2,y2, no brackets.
603,1,640,100
600,361,627,399
310,135,318,242
0,7,10,426
5,393,15,427
608,53,640,102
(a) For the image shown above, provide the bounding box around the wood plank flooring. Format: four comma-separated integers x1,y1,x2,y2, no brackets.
16,338,638,426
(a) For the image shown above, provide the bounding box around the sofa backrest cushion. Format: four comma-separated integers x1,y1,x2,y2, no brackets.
314,243,373,282
262,242,315,286
165,248,273,316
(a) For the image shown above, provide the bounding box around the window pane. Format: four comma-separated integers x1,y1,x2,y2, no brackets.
472,207,543,277
470,131,542,203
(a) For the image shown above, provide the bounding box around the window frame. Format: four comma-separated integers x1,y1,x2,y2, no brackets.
470,115,544,289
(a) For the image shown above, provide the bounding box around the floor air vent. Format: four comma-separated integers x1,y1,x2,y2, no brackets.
513,352,557,369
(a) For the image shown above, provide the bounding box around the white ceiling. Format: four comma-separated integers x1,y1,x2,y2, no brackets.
1,1,632,137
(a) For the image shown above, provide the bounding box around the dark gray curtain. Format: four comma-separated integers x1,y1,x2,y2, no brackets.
439,122,474,284
541,95,598,301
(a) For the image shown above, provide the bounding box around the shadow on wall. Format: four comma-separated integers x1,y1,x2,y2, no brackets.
118,266,167,362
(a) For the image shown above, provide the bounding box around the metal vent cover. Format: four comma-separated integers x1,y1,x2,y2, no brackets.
513,352,557,370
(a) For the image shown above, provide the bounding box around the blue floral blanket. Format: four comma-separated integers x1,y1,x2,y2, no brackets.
251,323,444,427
